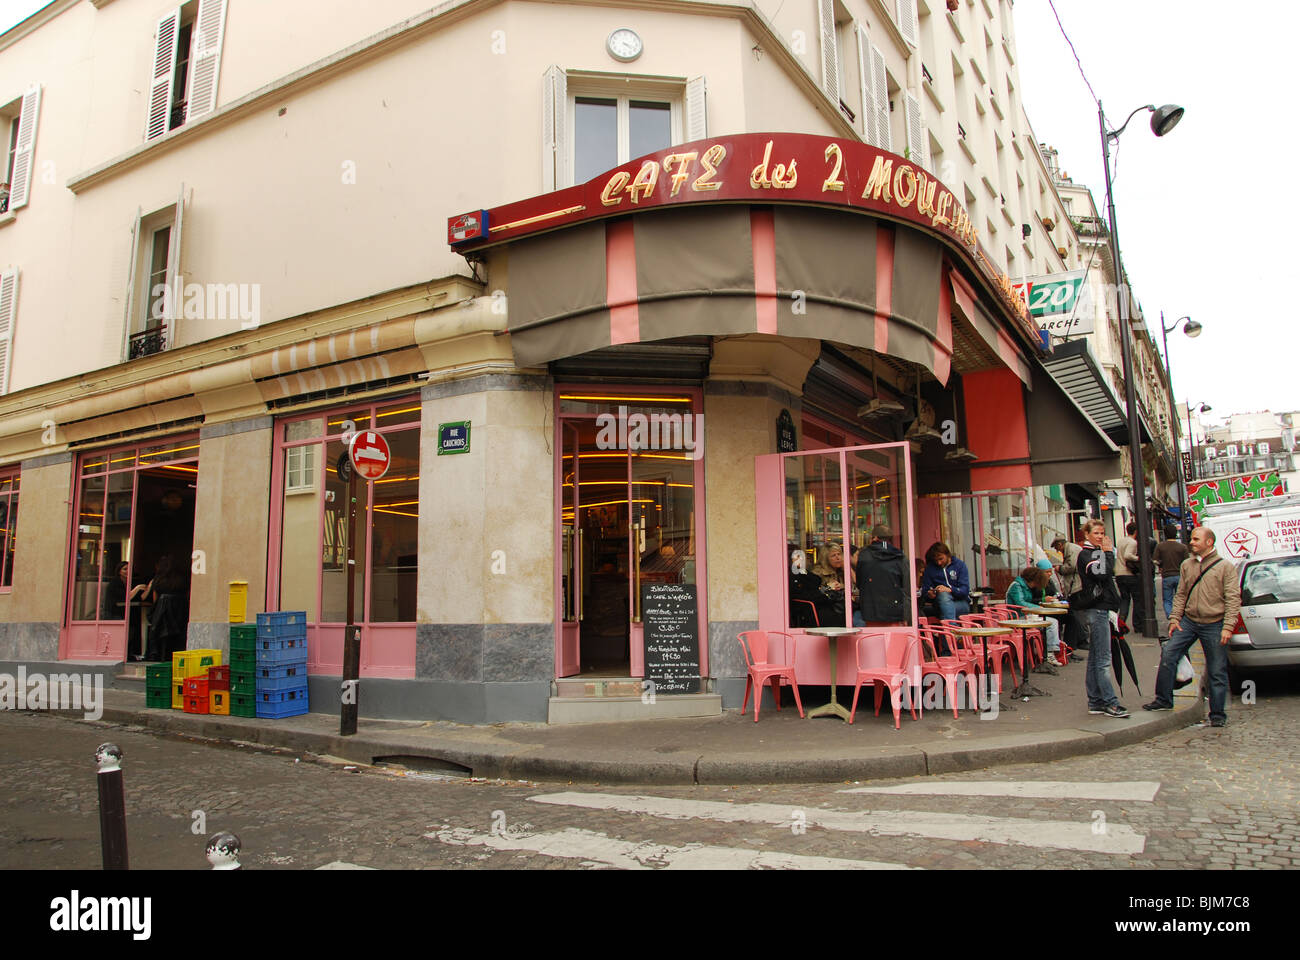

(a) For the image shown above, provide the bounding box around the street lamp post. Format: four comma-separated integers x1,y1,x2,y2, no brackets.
1099,101,1183,638
1160,313,1203,539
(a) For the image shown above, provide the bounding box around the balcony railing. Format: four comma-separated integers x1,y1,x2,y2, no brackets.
128,325,167,360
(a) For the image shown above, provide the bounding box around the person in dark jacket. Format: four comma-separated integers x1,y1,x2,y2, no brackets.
919,541,970,621
145,555,190,661
1077,519,1128,718
857,524,910,625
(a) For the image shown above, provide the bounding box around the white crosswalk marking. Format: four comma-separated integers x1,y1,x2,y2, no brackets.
426,826,916,870
840,781,1162,802
529,792,1146,855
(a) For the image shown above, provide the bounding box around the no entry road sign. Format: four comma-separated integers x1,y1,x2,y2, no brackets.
347,430,391,481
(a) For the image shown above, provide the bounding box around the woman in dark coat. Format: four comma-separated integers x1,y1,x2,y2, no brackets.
145,556,190,661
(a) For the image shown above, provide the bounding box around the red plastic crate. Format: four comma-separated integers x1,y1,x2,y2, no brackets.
183,694,210,714
207,665,231,689
183,676,210,698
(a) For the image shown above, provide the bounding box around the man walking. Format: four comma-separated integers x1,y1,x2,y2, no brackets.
1054,533,1086,651
1143,527,1240,727
1153,524,1190,620
1077,519,1129,718
1115,521,1142,630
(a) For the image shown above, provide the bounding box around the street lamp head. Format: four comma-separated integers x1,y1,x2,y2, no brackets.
1182,318,1203,338
1151,104,1185,137
1199,403,1212,414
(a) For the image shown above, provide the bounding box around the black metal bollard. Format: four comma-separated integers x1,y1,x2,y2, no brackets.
206,831,242,870
95,742,128,870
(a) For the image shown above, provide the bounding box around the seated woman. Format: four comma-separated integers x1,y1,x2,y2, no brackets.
919,542,971,622
810,542,854,627
789,549,824,627
1005,566,1063,666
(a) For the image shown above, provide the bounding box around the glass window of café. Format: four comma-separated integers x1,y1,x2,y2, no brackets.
0,469,17,590
271,399,420,630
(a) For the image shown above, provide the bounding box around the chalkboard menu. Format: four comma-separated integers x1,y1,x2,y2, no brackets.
641,583,701,695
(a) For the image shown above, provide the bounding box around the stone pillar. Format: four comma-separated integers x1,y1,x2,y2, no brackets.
188,417,273,655
1,452,74,660
416,374,554,721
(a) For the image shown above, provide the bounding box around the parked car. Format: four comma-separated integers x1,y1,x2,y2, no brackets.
1228,548,1300,690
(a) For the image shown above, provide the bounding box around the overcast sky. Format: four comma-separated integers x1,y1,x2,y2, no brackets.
1,0,1292,423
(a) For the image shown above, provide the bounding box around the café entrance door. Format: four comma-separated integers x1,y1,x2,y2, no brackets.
556,390,705,679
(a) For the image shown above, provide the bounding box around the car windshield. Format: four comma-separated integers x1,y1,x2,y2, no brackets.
1241,556,1300,605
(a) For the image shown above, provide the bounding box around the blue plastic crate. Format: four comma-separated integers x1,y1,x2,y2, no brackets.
256,664,308,691
257,611,307,630
257,635,307,653
256,685,309,718
255,644,308,666
257,621,308,640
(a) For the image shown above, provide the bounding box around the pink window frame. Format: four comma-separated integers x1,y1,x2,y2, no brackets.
265,396,421,679
0,468,18,593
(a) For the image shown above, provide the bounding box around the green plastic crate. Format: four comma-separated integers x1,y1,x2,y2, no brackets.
146,680,172,695
229,635,257,652
231,676,256,695
145,689,172,709
145,664,172,683
230,648,256,667
230,692,257,717
230,624,257,641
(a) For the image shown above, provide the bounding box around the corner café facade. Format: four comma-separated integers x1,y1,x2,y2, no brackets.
452,131,1120,721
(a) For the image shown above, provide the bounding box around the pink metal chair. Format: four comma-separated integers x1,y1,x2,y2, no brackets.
947,616,1018,691
1001,603,1046,666
737,631,805,722
963,611,1027,679
849,631,919,728
919,625,978,717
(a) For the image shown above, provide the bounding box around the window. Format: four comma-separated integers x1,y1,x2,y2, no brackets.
146,0,227,142
856,25,892,150
0,268,17,394
0,85,41,213
543,68,704,190
1226,444,1238,457
0,471,17,589
285,445,315,493
126,190,184,359
1259,441,1270,455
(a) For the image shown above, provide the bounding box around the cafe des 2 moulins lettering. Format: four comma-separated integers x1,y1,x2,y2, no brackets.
448,133,1032,328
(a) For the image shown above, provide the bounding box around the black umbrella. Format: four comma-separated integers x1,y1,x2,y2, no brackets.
1110,617,1142,695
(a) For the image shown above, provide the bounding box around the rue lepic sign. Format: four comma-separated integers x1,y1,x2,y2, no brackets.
1013,270,1094,338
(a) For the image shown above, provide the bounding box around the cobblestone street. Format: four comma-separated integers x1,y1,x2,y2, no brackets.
2,673,1297,871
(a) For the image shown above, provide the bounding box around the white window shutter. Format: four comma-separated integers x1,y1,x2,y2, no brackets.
896,0,919,48
904,90,928,170
870,45,891,152
685,76,707,142
147,9,181,141
855,26,876,146
7,85,41,211
0,269,17,394
818,0,839,105
165,184,184,348
542,65,568,191
185,0,227,122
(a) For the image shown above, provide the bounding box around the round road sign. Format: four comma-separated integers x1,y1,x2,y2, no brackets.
347,430,391,481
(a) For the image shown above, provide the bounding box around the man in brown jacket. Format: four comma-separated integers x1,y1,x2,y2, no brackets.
1142,526,1241,727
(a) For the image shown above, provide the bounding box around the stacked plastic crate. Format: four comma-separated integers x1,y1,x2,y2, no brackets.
179,649,222,713
256,611,309,719
229,624,257,717
145,663,172,709
208,665,231,715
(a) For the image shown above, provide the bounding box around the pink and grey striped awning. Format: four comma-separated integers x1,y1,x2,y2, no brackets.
501,203,1030,386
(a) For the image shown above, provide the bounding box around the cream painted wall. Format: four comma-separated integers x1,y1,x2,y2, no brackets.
189,425,271,624
7,458,72,624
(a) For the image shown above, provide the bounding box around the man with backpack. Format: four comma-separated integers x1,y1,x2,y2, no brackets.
1142,526,1240,727
1076,519,1129,718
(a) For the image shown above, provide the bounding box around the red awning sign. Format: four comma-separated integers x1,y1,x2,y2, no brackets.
348,430,391,481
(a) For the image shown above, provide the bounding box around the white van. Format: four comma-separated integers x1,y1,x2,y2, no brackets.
1201,492,1300,562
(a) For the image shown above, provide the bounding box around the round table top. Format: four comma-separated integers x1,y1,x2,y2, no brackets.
950,625,1012,637
802,626,863,636
998,619,1050,629
1028,606,1068,616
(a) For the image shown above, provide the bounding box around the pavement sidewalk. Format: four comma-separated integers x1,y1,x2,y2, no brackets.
79,635,1207,784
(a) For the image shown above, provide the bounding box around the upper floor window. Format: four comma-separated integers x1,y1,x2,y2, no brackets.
543,68,704,191
125,188,185,359
1259,441,1270,455
0,85,41,214
147,0,227,142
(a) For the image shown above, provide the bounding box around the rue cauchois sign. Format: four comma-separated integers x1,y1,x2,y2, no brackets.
450,132,977,250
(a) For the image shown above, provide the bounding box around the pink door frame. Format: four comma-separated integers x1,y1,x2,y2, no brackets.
552,384,709,680
59,435,200,661
265,398,420,679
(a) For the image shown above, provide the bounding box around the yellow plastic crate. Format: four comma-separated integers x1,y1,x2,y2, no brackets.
228,580,249,624
173,649,222,679
172,681,184,710
209,689,230,716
